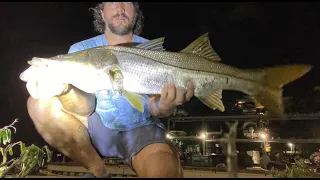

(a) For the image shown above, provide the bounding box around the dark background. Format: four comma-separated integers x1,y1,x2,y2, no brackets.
0,2,319,146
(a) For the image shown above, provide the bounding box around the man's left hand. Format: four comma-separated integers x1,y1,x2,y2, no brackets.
149,81,194,117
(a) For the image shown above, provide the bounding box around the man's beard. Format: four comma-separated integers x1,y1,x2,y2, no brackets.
106,13,136,35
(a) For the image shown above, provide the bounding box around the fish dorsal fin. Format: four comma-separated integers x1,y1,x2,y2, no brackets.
180,33,221,62
135,37,166,51
117,42,143,47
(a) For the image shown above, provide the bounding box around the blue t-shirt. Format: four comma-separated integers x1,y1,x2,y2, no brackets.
68,34,163,131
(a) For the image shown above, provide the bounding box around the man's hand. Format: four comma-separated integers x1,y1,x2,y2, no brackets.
149,81,194,117
20,65,67,99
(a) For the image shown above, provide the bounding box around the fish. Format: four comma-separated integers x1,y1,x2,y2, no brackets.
19,33,312,119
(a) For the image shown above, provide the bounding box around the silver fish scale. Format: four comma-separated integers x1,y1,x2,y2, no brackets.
107,46,265,82
50,46,262,97
116,52,173,94
109,49,261,96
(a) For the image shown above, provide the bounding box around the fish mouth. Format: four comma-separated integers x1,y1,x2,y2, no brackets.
27,57,43,66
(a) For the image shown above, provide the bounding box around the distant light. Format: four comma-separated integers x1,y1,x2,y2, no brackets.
260,133,267,139
288,142,293,147
166,134,172,139
201,132,207,139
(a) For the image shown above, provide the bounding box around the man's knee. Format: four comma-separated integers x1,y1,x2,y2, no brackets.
28,96,89,128
27,96,54,123
132,143,182,178
27,96,91,147
27,97,63,134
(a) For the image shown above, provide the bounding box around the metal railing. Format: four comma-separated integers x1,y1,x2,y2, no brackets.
167,113,320,178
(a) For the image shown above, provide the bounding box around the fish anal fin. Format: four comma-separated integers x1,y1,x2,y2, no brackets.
197,89,225,112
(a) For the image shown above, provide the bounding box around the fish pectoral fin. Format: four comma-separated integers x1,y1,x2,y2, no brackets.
106,65,124,91
135,37,166,51
121,90,145,113
197,89,225,112
180,32,221,62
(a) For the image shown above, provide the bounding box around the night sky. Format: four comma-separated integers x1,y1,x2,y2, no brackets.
0,2,319,146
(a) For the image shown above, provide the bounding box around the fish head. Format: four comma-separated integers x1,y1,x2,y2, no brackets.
27,50,90,67
27,56,60,69
20,55,65,83
24,50,92,80
22,48,119,93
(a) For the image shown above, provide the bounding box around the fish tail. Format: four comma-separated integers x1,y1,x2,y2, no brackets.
253,64,312,119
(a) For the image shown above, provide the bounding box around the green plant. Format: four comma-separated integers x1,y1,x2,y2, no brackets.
0,118,52,178
271,157,319,178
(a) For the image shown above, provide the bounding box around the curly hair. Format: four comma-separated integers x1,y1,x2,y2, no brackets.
90,2,144,35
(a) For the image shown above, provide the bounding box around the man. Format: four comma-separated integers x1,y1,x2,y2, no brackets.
24,2,194,178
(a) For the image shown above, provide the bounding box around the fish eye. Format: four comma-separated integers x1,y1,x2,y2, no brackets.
52,55,63,59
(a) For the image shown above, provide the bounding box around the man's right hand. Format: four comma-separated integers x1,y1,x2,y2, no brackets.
20,65,68,99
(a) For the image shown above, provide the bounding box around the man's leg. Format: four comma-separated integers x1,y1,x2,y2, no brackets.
119,124,183,178
133,143,182,177
27,97,107,177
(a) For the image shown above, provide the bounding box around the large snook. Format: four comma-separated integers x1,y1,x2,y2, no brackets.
20,33,312,119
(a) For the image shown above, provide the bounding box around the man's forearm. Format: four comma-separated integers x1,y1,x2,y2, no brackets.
57,84,96,117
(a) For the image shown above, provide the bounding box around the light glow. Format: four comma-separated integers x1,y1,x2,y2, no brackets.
201,132,207,139
260,133,267,139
